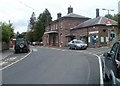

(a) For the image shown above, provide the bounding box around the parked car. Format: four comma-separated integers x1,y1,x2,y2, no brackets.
32,42,40,46
102,41,120,85
14,38,30,53
68,39,87,50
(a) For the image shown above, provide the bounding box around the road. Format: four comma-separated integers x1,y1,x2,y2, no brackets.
2,47,109,84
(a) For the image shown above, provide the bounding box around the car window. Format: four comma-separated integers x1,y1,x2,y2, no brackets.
72,41,74,43
117,44,120,61
74,40,83,44
16,39,27,44
110,43,118,58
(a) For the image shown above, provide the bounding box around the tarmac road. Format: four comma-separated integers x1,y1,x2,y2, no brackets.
2,47,101,84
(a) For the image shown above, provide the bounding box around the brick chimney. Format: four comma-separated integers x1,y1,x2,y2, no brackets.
96,8,99,17
68,6,73,14
57,13,62,19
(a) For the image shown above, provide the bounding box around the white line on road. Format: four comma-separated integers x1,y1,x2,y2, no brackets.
0,50,32,70
48,48,104,85
32,48,38,52
94,54,104,85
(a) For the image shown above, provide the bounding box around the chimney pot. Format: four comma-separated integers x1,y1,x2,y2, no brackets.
57,13,62,19
96,9,99,17
68,6,73,14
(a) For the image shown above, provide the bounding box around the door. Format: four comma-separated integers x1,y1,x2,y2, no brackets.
105,43,119,76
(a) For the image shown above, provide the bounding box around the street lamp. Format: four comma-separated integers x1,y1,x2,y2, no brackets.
102,8,114,47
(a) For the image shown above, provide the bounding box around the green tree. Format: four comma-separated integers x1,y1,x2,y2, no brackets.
112,14,118,22
27,12,36,42
105,14,113,19
35,9,52,41
29,12,36,30
105,14,118,22
1,22,14,43
27,9,52,42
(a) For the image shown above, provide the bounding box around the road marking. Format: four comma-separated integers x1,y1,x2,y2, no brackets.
0,50,32,70
94,54,104,85
32,48,38,52
46,47,104,85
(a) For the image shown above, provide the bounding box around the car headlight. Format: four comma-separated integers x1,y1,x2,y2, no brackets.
76,44,82,47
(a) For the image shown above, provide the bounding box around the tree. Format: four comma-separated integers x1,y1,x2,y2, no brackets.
26,12,36,42
35,9,52,41
105,14,118,22
27,9,52,42
29,12,36,31
1,22,14,43
105,14,113,19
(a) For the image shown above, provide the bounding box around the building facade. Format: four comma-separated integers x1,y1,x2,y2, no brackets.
43,7,118,48
71,16,118,47
43,6,90,47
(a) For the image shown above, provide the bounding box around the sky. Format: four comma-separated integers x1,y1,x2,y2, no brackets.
0,0,120,34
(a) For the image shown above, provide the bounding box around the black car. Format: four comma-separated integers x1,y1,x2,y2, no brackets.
14,38,30,53
102,41,120,85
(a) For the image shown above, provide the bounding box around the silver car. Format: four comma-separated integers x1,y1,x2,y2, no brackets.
68,39,87,50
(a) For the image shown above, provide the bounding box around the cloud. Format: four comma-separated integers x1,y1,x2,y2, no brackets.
0,0,119,33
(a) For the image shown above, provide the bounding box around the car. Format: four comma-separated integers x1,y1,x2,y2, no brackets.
68,39,87,50
102,41,120,85
14,38,30,53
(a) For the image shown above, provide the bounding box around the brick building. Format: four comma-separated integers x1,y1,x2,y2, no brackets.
43,6,90,47
71,9,118,47
43,7,118,48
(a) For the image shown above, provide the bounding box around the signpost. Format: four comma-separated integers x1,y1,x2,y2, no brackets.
106,20,112,47
106,20,112,26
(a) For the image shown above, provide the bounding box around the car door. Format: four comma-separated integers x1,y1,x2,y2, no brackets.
115,43,120,78
105,43,119,75
70,41,74,48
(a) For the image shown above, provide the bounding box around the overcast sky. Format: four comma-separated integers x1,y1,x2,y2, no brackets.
0,0,120,33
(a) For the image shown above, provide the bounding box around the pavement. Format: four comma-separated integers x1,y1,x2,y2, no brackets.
1,48,14,61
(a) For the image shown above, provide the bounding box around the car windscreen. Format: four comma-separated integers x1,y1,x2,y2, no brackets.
74,40,83,44
16,39,27,44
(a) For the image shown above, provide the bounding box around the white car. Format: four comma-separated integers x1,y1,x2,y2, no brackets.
68,39,87,50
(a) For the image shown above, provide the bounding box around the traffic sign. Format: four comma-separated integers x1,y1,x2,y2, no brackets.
106,20,112,26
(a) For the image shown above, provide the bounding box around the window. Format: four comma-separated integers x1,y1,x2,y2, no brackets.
110,43,119,58
117,43,120,61
110,33,115,38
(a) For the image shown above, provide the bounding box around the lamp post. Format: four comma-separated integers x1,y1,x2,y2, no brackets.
102,8,114,47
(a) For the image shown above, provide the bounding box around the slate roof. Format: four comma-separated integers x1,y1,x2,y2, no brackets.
59,13,90,19
71,16,118,30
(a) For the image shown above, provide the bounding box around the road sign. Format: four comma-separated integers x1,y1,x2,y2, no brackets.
106,20,112,26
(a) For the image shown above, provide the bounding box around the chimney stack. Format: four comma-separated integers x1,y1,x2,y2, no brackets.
96,8,99,17
57,13,62,19
68,6,73,14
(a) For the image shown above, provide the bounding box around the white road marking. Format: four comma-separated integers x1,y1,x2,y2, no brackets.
94,54,104,85
47,47,104,85
32,48,38,52
0,50,32,70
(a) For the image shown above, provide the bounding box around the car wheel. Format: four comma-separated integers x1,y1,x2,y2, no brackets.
15,49,18,54
69,46,71,49
74,46,77,50
104,73,110,81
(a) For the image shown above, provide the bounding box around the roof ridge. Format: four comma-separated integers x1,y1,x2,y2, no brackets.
97,16,103,24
